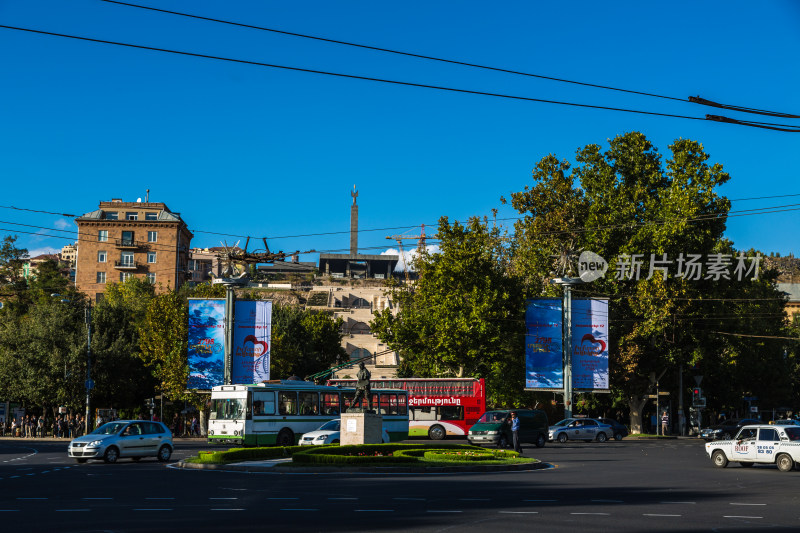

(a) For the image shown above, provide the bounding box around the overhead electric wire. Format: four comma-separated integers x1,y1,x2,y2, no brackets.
0,24,736,126
101,0,800,120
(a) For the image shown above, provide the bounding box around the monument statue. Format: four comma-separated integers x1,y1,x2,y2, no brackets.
348,362,372,411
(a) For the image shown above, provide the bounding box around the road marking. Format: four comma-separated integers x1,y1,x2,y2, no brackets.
133,509,173,511
9,476,19,479
211,509,245,511
17,498,47,500
500,511,539,514
40,471,49,474
724,515,763,519
209,497,238,500
730,503,766,506
644,514,682,517
355,510,395,512
571,512,610,516
280,509,318,511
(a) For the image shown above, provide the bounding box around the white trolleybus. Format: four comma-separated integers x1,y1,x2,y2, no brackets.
208,380,409,447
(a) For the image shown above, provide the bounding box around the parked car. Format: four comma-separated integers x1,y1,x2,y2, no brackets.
698,418,760,440
549,418,614,443
299,419,390,445
597,418,628,441
706,424,800,471
67,420,173,464
467,409,549,449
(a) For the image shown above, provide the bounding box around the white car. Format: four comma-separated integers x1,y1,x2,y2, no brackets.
299,419,390,446
705,424,800,471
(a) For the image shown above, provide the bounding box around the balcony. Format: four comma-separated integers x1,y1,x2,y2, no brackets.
115,239,141,249
114,260,139,270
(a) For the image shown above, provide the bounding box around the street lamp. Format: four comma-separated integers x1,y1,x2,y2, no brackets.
549,276,584,419
52,294,92,435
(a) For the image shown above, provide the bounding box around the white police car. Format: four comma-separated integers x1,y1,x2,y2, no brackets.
705,424,800,471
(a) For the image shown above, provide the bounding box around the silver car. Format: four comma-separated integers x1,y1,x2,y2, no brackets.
68,420,173,464
549,418,614,443
299,419,391,445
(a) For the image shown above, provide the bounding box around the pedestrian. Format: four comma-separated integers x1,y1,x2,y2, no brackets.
37,415,44,438
510,411,522,454
661,411,669,436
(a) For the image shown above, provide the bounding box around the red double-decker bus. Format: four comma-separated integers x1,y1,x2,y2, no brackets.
327,378,486,440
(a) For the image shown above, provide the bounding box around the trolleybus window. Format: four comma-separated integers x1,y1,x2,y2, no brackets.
211,398,247,420
252,391,274,416
299,391,319,415
322,392,340,415
278,391,297,415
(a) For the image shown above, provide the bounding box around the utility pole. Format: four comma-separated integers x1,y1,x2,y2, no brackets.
85,305,92,434
551,276,583,419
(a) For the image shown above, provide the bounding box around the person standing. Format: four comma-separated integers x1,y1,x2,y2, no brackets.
510,411,522,454
661,411,670,436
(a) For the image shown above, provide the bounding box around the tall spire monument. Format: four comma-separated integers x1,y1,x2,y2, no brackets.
350,185,358,255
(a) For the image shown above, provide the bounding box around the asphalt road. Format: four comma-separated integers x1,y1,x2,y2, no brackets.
2,436,800,532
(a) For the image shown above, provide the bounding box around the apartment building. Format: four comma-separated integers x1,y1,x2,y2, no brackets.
74,198,193,301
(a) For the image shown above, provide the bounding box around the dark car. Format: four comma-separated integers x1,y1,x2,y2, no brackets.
597,418,628,441
698,418,760,441
467,409,549,449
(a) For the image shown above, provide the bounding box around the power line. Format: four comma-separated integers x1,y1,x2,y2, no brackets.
100,0,800,120
0,24,730,125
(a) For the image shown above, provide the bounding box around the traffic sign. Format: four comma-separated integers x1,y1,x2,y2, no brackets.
85,379,95,390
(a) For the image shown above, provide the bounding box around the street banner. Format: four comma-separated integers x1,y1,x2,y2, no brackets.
187,298,226,389
525,298,609,391
232,300,272,384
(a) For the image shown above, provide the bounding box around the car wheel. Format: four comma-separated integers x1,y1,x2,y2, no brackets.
276,428,294,447
498,434,510,449
157,445,172,462
596,432,608,443
103,446,119,464
776,453,794,472
535,434,546,448
428,424,446,441
712,450,728,468
557,433,567,444
614,432,624,441
75,458,87,464
740,461,754,468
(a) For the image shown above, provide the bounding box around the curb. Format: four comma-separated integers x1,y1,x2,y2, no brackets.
174,460,553,474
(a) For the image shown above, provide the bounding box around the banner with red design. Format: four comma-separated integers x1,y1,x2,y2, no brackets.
232,300,272,384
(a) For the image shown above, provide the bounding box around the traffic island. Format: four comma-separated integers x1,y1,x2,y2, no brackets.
177,443,552,473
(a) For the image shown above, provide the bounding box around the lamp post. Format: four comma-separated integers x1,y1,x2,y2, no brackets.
550,276,583,419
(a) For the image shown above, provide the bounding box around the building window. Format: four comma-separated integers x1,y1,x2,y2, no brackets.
126,212,138,221
98,230,108,242
147,252,156,264
120,272,132,282
148,231,157,243
145,212,158,221
96,272,106,283
121,231,134,246
97,251,107,263
120,251,134,267
146,273,156,284
105,212,118,220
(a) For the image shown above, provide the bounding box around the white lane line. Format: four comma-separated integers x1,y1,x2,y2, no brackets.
40,471,49,474
571,512,610,516
280,509,318,511
500,511,539,514
644,514,682,517
724,515,763,519
209,498,238,500
730,503,767,506
9,476,19,479
133,509,173,511
354,510,395,512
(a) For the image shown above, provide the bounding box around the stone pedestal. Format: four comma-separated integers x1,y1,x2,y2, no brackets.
341,411,383,445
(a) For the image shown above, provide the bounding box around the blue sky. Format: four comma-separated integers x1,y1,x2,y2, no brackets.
2,1,799,262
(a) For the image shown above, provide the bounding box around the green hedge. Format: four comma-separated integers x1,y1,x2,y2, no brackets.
291,443,492,465
423,450,518,462
191,445,309,464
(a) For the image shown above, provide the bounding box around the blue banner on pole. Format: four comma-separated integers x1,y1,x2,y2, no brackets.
187,299,226,389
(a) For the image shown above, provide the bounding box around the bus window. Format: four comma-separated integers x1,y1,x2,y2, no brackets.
439,406,463,421
370,393,380,413
322,393,340,415
380,393,397,415
397,393,407,416
278,391,297,415
299,392,319,415
413,407,437,421
252,391,274,416
210,398,247,420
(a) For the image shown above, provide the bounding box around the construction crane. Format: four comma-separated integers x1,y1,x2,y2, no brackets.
386,224,433,282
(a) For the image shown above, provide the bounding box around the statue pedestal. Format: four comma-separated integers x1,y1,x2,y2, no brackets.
341,411,383,445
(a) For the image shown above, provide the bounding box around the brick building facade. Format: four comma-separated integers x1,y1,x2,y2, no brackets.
74,199,193,301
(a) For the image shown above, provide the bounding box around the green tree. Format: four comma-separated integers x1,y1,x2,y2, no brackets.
0,235,30,313
371,216,525,406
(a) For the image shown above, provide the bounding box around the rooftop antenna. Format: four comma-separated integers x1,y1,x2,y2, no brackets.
145,189,150,203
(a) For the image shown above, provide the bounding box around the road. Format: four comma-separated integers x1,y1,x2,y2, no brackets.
1,436,799,532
